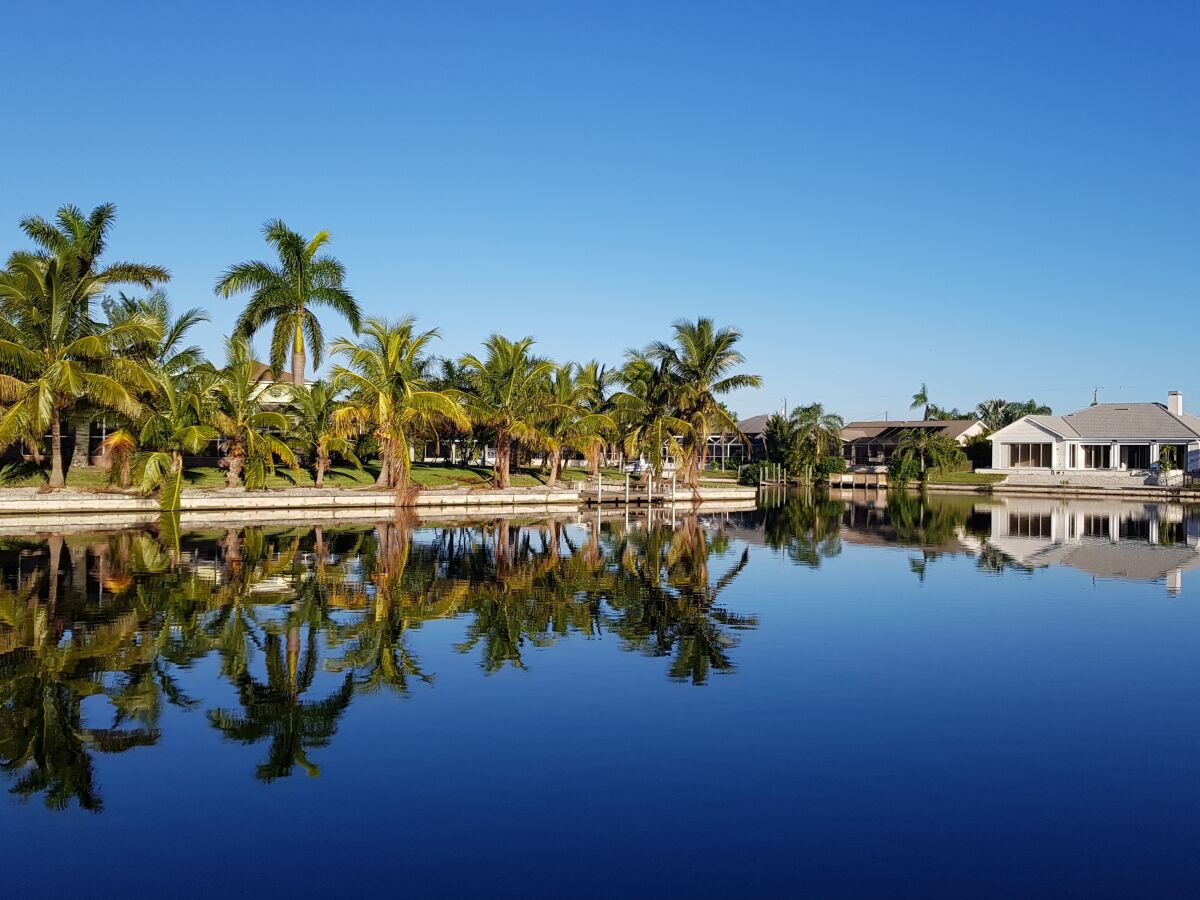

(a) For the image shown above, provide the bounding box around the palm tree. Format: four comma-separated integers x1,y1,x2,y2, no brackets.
215,220,360,386
103,290,210,382
119,369,218,509
648,318,761,484
791,402,844,483
540,363,614,486
894,428,964,480
210,337,297,488
615,352,691,478
975,398,1011,431
286,380,360,487
0,256,161,487
459,335,554,489
330,317,469,495
911,383,930,420
577,359,621,474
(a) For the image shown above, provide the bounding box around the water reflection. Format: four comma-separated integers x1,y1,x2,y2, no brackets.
4,491,1197,812
0,511,754,808
741,489,1200,592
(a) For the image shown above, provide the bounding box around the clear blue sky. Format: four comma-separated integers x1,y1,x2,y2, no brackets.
2,1,1196,421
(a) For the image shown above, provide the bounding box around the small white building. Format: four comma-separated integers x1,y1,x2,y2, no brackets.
988,392,1200,477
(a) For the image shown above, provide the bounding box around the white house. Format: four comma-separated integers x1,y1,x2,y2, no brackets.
988,392,1200,477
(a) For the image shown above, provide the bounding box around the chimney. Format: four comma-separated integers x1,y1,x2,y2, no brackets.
1168,391,1184,416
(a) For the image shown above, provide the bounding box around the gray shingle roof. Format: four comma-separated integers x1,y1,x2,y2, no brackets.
1052,403,1200,440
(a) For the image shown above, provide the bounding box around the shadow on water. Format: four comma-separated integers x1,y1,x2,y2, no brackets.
0,510,754,809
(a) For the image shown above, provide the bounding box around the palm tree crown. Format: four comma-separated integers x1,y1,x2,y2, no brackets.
215,220,360,386
459,334,554,489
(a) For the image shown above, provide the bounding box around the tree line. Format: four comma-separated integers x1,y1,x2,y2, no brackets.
0,203,761,500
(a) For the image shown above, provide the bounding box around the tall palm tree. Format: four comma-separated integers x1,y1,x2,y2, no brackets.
910,383,930,420
0,256,160,487
975,398,1011,432
330,317,469,495
286,380,360,487
459,335,553,489
540,363,614,486
210,337,297,488
648,317,761,484
578,359,621,474
215,220,360,386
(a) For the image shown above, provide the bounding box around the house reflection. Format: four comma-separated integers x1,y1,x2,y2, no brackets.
742,490,1200,594
986,498,1200,595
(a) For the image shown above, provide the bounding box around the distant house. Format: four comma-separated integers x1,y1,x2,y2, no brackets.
249,361,306,408
841,419,985,468
987,392,1200,476
703,415,772,468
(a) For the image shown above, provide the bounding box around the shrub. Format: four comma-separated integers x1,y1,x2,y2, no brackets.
817,455,847,478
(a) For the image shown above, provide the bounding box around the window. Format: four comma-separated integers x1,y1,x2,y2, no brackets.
1009,513,1052,537
1082,445,1111,469
1069,444,1077,468
1006,443,1051,468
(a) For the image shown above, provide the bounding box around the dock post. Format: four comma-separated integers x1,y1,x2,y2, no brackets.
625,472,630,504
597,473,602,505
648,475,653,505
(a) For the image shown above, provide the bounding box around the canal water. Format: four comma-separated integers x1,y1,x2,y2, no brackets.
2,492,1198,897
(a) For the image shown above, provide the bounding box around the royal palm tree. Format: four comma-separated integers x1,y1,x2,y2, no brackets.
459,335,553,489
210,337,297,488
647,318,761,484
330,317,468,495
215,220,360,386
0,255,160,487
286,380,361,487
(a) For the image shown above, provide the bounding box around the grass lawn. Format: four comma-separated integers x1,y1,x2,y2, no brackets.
927,471,1006,485
1,461,629,492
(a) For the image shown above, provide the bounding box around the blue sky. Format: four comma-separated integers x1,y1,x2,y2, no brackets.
1,1,1196,421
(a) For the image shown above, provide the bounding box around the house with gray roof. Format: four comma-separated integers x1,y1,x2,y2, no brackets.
988,391,1200,477
841,419,985,467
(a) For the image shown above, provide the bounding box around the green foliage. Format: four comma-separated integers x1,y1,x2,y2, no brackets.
215,220,360,384
738,461,768,485
817,455,847,476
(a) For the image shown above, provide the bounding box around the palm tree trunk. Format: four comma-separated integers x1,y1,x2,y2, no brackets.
315,449,327,488
292,323,306,386
70,420,91,471
226,452,244,488
375,439,392,487
495,432,510,489
547,449,561,486
49,410,66,488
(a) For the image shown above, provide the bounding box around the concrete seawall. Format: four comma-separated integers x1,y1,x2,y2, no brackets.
0,484,758,528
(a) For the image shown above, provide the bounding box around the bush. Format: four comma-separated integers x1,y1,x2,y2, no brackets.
887,453,922,487
738,462,766,485
817,455,847,478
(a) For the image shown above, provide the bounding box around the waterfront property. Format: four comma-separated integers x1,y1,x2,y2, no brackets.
986,391,1200,484
839,418,985,466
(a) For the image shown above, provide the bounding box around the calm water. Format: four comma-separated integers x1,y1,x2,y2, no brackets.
3,492,1200,898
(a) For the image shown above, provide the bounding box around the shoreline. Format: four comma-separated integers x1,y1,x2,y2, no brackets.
0,483,759,526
